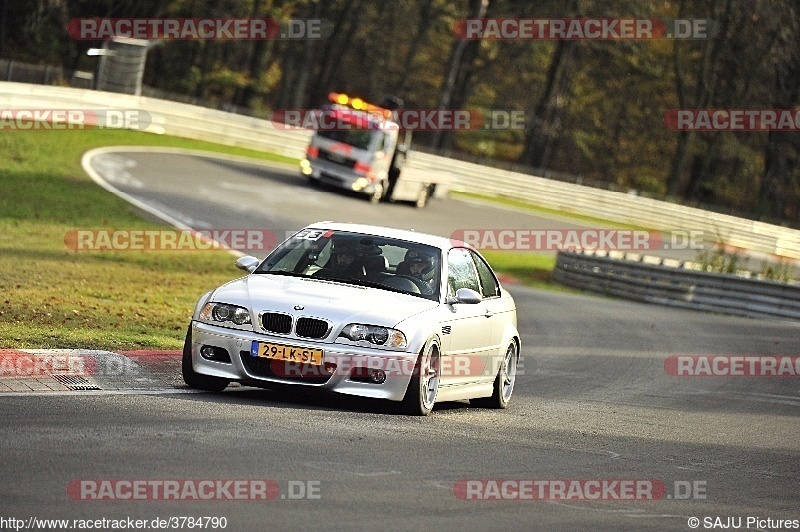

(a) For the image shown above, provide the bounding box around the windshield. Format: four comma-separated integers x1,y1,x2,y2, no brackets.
255,229,441,301
317,128,377,151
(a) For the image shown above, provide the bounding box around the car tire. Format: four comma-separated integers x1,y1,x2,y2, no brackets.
181,327,230,392
400,339,440,416
472,341,518,409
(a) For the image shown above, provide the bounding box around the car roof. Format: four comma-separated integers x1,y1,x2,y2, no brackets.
305,222,470,251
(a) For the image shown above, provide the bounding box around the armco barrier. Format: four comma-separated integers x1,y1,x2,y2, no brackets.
409,153,800,261
0,82,310,158
553,251,800,321
2,82,799,261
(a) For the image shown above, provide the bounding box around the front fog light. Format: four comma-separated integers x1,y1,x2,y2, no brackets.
200,345,232,362
200,346,215,359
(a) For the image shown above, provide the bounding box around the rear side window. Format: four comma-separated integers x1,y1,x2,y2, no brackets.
471,251,500,298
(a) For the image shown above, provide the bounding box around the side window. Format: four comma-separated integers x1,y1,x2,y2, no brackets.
447,248,480,296
471,251,500,298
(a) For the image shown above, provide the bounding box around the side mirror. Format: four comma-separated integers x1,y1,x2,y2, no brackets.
446,287,482,305
235,255,260,273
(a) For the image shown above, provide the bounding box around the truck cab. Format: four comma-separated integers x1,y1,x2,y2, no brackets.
300,93,446,207
300,93,397,202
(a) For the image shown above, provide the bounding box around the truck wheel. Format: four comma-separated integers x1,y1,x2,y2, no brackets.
370,180,386,204
415,184,431,208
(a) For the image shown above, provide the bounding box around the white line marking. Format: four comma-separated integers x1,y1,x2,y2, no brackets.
0,388,201,398
81,146,296,259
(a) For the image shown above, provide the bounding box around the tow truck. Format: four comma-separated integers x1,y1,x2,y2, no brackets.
299,92,450,207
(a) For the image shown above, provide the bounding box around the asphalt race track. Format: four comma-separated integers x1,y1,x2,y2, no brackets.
86,149,600,256
1,150,798,531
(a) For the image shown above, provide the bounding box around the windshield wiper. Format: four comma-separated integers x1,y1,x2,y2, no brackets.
325,277,436,300
253,270,308,278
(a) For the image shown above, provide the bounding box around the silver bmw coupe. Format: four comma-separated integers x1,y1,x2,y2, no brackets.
183,222,520,415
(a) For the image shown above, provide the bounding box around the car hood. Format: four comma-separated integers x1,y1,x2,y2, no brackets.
211,274,439,331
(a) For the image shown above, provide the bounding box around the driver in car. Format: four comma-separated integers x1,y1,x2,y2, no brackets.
405,248,437,295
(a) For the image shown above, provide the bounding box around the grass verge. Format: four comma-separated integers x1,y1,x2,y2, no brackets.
0,129,295,350
452,190,650,231
480,251,574,292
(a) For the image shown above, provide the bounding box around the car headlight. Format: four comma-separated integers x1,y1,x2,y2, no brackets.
339,323,407,348
199,303,252,327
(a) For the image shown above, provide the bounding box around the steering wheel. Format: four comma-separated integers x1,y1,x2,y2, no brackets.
382,275,424,293
394,274,428,291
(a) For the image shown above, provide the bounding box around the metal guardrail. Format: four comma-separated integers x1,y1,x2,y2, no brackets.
0,82,310,159
409,152,800,261
2,81,799,261
553,251,800,321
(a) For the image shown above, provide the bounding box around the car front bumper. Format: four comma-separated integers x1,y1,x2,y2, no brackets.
305,162,381,196
190,321,417,401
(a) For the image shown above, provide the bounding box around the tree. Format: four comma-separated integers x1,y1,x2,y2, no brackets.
760,2,800,220
429,0,488,151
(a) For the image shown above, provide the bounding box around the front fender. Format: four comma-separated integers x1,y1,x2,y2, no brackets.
192,290,215,320
500,321,521,357
485,323,521,378
393,313,442,356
